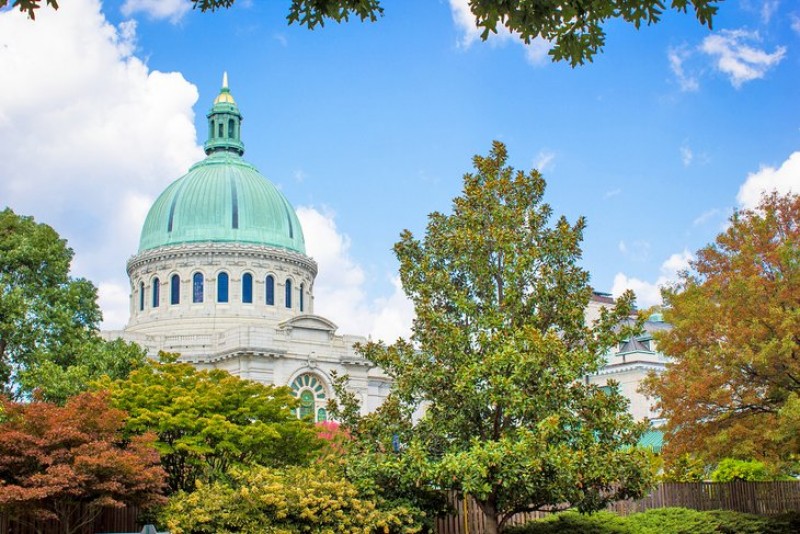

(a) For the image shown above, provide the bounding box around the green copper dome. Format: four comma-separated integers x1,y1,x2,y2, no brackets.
138,76,306,254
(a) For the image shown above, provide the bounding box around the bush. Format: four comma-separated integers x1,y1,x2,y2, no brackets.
507,508,800,534
710,459,773,482
162,464,425,534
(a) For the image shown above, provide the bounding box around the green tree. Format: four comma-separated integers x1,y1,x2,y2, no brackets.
4,0,720,66
643,193,800,469
98,355,322,493
0,208,102,398
341,142,653,534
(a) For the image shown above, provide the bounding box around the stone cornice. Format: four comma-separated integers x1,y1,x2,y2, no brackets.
127,242,318,276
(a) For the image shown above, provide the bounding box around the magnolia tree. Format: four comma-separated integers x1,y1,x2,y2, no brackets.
338,142,653,534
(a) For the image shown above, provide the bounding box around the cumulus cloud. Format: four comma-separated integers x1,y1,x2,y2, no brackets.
700,29,786,88
737,151,800,209
297,207,413,341
448,0,550,65
121,0,190,23
0,0,204,329
612,250,694,308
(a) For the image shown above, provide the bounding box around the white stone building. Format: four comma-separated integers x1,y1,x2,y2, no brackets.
104,78,665,441
103,78,390,420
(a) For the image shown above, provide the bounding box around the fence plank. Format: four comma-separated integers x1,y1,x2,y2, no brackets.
434,482,800,534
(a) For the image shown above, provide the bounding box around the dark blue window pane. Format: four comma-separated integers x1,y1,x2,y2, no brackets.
285,279,292,308
139,282,145,311
299,283,304,312
193,272,204,303
152,278,160,308
242,273,253,303
266,275,274,306
217,272,229,303
171,274,180,305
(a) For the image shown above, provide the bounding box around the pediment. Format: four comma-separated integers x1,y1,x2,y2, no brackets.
278,314,338,334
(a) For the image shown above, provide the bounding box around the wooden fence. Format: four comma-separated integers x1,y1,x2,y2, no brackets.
435,481,800,534
0,505,141,534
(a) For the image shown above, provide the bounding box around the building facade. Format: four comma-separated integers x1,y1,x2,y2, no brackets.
104,77,666,434
103,77,390,419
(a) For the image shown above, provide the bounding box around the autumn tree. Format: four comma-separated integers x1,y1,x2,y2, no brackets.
4,0,720,66
99,355,321,493
0,392,166,534
644,193,800,469
341,141,652,534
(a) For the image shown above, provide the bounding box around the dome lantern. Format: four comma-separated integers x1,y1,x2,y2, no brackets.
204,72,245,156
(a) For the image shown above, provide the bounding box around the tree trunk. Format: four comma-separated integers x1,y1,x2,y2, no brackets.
477,498,500,534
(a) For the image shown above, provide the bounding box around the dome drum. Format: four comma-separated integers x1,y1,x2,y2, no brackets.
126,242,317,334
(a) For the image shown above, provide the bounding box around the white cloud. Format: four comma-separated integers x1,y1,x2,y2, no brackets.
692,208,720,226
603,188,621,199
121,0,190,23
612,250,694,308
448,0,550,66
668,46,700,92
792,14,800,35
534,150,556,171
296,207,413,341
737,151,800,209
700,29,786,88
761,0,780,24
680,145,694,166
0,0,203,329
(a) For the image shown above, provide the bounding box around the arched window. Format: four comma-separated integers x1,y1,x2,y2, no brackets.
265,275,275,306
218,122,223,138
152,277,160,308
217,272,229,303
193,272,204,303
171,274,180,305
285,279,292,308
299,283,304,312
242,273,253,303
290,374,327,422
228,118,235,139
139,282,145,311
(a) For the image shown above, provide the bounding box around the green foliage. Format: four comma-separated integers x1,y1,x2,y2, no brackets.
660,453,707,482
0,208,104,398
19,338,147,404
338,142,654,534
98,355,321,493
162,464,424,534
191,0,721,66
506,508,800,534
710,458,776,482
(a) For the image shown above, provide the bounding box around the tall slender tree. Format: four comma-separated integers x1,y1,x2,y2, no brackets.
352,141,652,534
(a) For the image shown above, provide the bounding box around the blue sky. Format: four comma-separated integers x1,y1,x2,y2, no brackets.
0,0,798,340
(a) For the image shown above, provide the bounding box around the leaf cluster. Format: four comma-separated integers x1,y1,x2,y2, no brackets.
338,142,653,531
0,0,57,20
644,193,800,469
0,392,166,533
98,356,322,493
0,208,104,398
506,508,800,534
162,464,423,534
